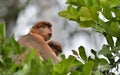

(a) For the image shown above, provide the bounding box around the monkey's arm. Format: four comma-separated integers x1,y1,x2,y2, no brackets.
30,33,59,63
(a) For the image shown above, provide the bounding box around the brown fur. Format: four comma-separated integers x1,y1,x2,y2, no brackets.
48,41,62,56
16,21,59,63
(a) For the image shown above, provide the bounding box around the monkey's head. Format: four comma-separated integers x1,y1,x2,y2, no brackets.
30,21,52,41
48,41,62,56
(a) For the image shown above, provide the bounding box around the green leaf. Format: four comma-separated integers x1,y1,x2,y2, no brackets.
114,10,120,20
6,63,21,75
99,0,109,7
98,45,112,56
0,56,3,64
104,33,114,49
90,6,99,21
94,71,104,75
24,49,39,63
79,7,92,21
2,36,21,57
102,8,112,20
78,46,87,62
88,56,94,61
84,0,93,7
92,0,100,8
57,0,120,74
66,0,85,7
92,25,106,33
58,5,78,21
14,64,29,75
83,61,94,75
90,50,100,71
99,58,108,65
112,46,120,52
98,19,109,32
109,0,120,8
70,70,81,75
71,59,83,67
60,54,66,60
23,49,53,75
79,20,95,27
52,55,76,75
116,38,120,47
91,49,98,59
110,22,120,37
0,22,6,43
98,65,109,72
53,63,64,74
72,50,78,56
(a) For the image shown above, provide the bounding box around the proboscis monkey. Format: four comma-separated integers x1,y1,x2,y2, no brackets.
48,40,62,56
16,21,59,63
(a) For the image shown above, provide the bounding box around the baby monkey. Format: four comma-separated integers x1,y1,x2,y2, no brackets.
48,41,62,56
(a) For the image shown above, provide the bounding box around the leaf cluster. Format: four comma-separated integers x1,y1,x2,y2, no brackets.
0,22,108,75
1,0,120,74
59,0,120,74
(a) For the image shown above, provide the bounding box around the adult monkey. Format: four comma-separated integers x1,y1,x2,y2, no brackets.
16,21,59,63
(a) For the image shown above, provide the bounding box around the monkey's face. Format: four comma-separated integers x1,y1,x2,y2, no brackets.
38,26,52,41
30,21,52,41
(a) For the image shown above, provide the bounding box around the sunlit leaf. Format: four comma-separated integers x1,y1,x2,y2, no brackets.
53,55,76,75
2,36,21,57
79,7,92,21
66,0,85,6
23,49,53,75
90,6,99,21
71,59,83,67
58,5,78,21
83,61,94,75
79,20,95,27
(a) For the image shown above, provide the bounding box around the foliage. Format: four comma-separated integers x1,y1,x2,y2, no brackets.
0,21,109,75
0,0,120,75
58,0,120,74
